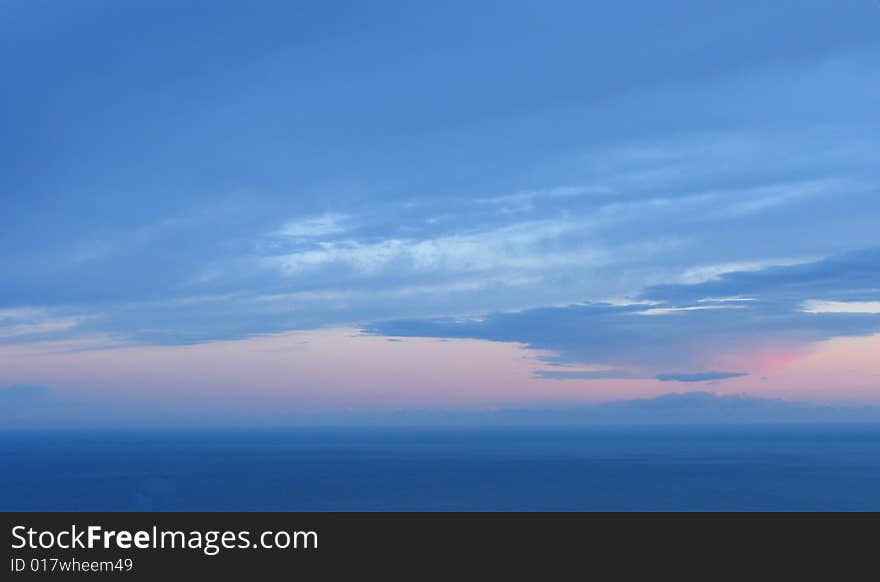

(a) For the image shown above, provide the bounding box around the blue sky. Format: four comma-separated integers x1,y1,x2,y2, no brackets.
2,1,880,424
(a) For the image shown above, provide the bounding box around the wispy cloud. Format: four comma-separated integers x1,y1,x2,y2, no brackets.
720,179,847,218
276,213,350,238
473,185,609,213
678,258,818,285
0,308,84,340
633,305,746,316
802,300,880,314
268,218,622,276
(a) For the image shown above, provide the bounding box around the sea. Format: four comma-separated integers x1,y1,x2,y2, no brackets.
3,425,880,511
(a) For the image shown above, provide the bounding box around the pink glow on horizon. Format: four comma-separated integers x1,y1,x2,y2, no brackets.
731,333,880,403
0,330,879,422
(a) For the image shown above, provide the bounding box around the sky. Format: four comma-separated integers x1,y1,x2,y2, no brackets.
2,0,880,426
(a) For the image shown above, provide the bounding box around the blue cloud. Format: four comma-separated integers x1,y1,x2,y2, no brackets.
1,1,879,350
648,248,880,304
366,249,880,376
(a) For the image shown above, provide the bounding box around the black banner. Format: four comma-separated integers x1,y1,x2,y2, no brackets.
1,513,876,578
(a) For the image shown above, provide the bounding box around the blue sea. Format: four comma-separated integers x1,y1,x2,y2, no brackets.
3,425,880,511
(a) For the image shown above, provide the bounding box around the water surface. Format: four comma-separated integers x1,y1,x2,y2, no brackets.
3,425,880,511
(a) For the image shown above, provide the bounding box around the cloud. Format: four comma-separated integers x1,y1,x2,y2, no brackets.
678,258,817,285
801,300,880,314
0,308,84,341
655,371,748,383
473,185,608,213
2,1,880,362
474,185,603,205
633,305,746,316
365,248,880,378
276,213,349,238
720,179,843,218
646,248,880,304
4,123,878,349
267,218,620,276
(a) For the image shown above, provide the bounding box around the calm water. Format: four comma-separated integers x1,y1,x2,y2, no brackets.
3,425,880,511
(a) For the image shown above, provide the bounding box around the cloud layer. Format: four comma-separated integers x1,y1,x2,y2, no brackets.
367,249,880,380
1,1,879,418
